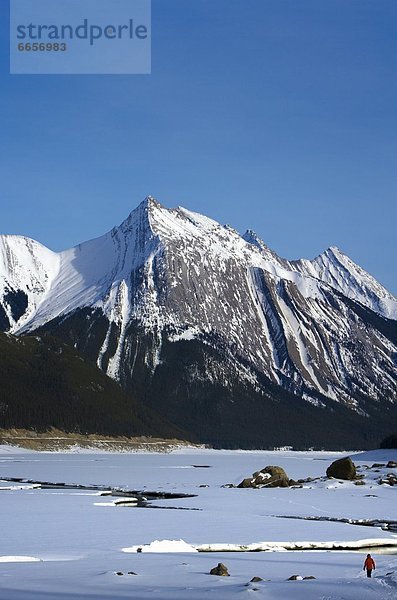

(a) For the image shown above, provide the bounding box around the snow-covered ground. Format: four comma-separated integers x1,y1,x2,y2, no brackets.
0,446,396,599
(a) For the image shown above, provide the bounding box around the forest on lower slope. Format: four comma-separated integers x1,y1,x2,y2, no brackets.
0,332,186,440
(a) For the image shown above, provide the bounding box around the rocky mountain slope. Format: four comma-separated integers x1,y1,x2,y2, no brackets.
1,197,396,448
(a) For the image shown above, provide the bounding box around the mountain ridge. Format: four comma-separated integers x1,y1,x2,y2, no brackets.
0,197,396,448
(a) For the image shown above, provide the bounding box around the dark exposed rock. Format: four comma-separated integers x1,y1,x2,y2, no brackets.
387,461,397,468
250,576,263,582
303,576,316,580
326,457,356,480
127,572,137,575
210,563,230,576
354,480,365,486
238,466,290,488
115,572,124,576
287,574,302,580
379,473,397,486
257,466,289,487
372,463,385,468
237,477,254,489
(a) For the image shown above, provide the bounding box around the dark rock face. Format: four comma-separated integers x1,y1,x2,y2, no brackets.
238,465,290,488
250,577,263,582
0,303,10,331
387,460,397,468
209,563,229,576
3,290,28,323
326,457,356,480
287,575,302,580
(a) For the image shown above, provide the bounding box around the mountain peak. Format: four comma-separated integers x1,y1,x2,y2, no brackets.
324,245,344,258
129,195,162,217
292,245,397,320
114,196,165,237
143,195,161,208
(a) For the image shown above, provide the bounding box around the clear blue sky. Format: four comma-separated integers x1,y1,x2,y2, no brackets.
1,0,396,293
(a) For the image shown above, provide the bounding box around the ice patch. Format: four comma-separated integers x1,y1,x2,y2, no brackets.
0,556,41,563
0,484,40,490
123,539,198,553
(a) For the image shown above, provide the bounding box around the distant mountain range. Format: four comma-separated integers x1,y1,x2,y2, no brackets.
1,197,396,448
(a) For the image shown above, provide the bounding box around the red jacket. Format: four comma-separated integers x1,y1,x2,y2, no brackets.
364,557,375,570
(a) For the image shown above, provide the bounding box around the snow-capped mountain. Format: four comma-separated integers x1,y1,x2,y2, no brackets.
1,197,396,448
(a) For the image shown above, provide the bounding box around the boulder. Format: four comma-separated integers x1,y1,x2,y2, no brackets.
250,576,263,582
379,474,397,486
387,461,397,469
237,477,254,489
210,563,229,576
238,465,290,488
257,466,289,487
326,457,356,480
287,574,303,580
303,576,316,580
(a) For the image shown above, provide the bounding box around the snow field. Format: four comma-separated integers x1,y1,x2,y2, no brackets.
0,447,396,599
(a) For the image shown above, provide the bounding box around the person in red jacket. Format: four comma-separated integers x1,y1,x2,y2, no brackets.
363,554,376,577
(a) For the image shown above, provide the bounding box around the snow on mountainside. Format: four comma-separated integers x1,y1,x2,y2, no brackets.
0,197,396,448
292,246,397,321
0,236,59,331
242,231,397,321
18,201,161,334
2,197,395,333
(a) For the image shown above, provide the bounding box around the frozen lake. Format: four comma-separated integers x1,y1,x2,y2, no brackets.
1,446,396,599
